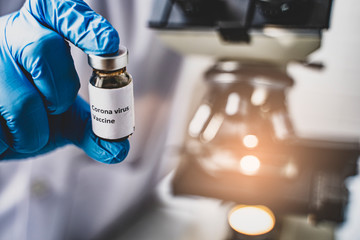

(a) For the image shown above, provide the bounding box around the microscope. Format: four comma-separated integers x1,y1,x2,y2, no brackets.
149,0,359,239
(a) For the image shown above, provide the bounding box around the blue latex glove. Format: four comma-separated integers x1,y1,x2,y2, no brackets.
0,0,129,163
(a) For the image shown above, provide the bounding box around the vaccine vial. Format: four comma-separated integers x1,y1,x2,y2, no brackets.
88,46,135,140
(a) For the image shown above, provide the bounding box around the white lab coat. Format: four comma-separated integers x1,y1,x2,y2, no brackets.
0,0,182,239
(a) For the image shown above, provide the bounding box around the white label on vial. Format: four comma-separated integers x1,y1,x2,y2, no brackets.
88,82,135,140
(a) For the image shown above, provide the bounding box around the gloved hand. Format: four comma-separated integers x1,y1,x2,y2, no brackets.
0,0,129,163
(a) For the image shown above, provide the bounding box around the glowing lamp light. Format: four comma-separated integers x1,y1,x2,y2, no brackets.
228,205,276,236
239,155,260,175
188,104,211,137
225,92,240,116
243,135,259,148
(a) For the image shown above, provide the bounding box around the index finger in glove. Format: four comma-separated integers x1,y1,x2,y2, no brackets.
5,12,80,115
23,0,120,55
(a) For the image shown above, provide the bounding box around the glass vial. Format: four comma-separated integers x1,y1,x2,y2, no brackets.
88,46,135,140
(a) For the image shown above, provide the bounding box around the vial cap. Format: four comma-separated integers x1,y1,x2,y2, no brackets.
88,46,128,71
